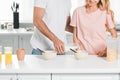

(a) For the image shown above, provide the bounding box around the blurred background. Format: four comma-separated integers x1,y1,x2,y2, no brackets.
0,0,120,24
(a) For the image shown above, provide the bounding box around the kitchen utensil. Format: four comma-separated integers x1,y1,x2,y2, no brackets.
70,48,77,53
11,6,14,12
11,2,19,12
16,3,19,12
37,48,45,53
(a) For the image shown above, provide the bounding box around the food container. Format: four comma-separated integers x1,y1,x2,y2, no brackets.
107,37,118,62
42,50,57,60
74,50,88,60
4,47,12,64
7,23,13,30
16,48,25,61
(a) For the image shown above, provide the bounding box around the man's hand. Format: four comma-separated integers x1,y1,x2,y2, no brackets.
53,38,65,55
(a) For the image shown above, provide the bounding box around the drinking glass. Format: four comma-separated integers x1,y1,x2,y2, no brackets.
4,47,12,64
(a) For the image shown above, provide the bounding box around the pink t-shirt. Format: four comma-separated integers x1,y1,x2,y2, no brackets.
70,6,115,55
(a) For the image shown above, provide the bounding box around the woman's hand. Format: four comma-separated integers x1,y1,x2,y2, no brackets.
98,48,107,57
73,37,80,45
109,28,117,38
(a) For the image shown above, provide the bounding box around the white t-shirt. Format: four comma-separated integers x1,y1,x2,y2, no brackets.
30,0,71,50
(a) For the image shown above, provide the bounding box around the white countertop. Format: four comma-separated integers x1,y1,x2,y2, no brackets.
0,55,120,74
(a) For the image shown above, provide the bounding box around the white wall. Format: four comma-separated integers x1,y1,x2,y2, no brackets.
0,0,34,23
0,0,120,23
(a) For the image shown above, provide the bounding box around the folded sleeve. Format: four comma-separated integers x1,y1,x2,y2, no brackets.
70,9,77,27
34,0,48,8
106,14,115,29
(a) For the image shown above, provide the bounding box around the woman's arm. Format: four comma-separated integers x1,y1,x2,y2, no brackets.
73,27,79,44
109,28,117,38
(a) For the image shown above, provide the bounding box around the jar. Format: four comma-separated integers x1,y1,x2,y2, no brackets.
107,37,118,62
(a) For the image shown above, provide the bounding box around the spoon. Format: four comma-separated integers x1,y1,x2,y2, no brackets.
70,48,77,53
37,48,45,53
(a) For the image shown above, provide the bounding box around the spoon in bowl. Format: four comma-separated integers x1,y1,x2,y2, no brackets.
70,48,77,53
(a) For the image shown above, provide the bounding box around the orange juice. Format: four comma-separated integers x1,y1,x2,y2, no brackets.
0,52,2,62
5,52,12,64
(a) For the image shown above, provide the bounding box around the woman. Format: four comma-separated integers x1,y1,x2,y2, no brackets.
70,0,117,56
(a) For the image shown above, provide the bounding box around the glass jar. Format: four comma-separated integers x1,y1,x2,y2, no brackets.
4,47,12,64
107,37,118,62
0,46,2,62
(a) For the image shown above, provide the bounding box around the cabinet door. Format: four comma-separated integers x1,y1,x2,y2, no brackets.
18,74,50,80
0,35,18,54
52,74,119,80
19,34,32,54
0,74,16,80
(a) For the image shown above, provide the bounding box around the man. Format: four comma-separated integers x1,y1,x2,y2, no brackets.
30,0,71,55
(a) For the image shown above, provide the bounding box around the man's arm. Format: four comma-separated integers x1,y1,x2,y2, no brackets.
65,16,73,33
33,7,64,54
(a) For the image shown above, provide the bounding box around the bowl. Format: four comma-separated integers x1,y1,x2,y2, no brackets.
74,50,88,60
42,50,57,60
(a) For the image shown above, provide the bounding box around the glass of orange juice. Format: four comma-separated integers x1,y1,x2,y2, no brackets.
4,47,12,64
0,46,2,62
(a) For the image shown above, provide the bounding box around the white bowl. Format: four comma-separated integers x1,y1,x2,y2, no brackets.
42,50,57,60
74,50,88,60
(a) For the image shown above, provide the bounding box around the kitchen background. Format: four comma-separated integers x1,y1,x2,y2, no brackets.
0,0,120,54
0,0,120,24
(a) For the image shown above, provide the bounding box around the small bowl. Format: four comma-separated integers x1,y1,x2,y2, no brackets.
74,50,88,60
42,50,57,60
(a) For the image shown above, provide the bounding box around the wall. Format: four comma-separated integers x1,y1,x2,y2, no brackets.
0,0,120,23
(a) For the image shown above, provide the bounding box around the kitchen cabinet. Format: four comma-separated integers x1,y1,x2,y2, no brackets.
52,74,119,80
0,55,120,80
0,74,50,80
0,35,18,54
19,34,32,54
0,74,16,80
18,74,50,80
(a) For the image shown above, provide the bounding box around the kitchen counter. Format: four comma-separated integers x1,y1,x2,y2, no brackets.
0,55,120,74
